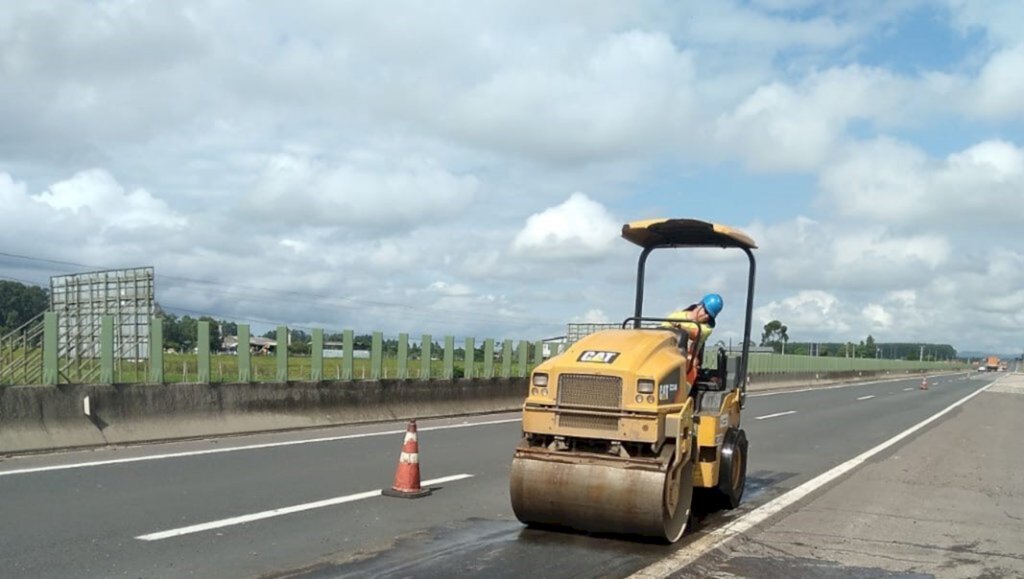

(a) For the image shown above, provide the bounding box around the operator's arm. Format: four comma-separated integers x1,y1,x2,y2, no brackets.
664,310,700,339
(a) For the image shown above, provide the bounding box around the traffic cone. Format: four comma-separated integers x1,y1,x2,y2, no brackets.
382,420,432,498
920,376,929,390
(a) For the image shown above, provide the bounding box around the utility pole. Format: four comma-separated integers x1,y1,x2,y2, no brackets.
919,345,924,362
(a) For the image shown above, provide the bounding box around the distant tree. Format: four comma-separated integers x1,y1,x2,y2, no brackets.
220,320,238,339
865,335,877,357
0,281,49,335
164,315,198,352
760,320,790,353
288,341,311,356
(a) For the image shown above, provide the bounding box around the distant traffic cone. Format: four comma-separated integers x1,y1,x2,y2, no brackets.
382,420,432,498
920,376,929,390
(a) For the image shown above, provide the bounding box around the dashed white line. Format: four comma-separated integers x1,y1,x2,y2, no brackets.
0,419,520,478
754,410,796,420
135,473,474,541
857,395,875,401
903,388,914,391
628,380,996,578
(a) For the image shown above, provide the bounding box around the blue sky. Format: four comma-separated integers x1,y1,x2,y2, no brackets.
1,1,1022,355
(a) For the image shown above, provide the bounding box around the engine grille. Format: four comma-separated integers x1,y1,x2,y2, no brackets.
558,413,620,432
557,374,622,409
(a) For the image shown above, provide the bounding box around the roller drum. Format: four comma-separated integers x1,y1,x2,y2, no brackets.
510,450,692,542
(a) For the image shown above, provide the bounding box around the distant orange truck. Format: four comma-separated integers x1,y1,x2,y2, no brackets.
986,355,1001,371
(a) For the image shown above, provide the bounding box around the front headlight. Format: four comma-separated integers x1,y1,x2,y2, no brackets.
637,379,655,394
532,373,548,387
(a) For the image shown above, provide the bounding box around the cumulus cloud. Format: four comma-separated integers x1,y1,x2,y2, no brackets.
972,45,1024,118
511,193,620,259
749,217,952,293
573,309,611,324
861,303,894,329
755,290,852,334
946,0,1024,48
0,169,186,252
820,138,1024,226
428,281,474,298
37,169,187,230
246,152,478,229
449,30,698,162
715,66,938,172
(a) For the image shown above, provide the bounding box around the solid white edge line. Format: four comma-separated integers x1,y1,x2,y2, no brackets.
627,378,998,578
0,419,520,477
857,395,875,400
754,410,796,420
136,473,474,541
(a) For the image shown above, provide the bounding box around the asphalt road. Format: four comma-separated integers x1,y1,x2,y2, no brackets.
0,372,1000,578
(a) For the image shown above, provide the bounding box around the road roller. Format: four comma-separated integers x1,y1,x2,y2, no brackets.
510,218,757,542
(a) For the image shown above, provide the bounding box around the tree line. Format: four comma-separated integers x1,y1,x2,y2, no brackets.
3,281,957,361
760,319,957,360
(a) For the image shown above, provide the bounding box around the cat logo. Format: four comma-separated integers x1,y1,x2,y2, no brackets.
577,350,620,364
659,381,679,401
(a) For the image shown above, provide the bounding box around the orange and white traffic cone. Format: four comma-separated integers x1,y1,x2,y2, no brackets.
920,376,929,390
382,420,432,499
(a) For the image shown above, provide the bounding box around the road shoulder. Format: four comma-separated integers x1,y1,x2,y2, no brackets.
686,373,1024,578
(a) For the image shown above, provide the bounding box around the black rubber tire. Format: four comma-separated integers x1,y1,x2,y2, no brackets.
716,428,748,510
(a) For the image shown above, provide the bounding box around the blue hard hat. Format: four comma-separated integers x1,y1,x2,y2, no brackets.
701,293,723,318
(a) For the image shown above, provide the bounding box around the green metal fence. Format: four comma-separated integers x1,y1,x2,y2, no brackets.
0,312,965,386
1,313,546,386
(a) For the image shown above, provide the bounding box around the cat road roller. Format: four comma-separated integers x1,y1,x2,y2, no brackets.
510,218,756,543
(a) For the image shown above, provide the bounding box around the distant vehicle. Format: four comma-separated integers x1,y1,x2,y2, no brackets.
985,356,1000,371
999,361,1008,372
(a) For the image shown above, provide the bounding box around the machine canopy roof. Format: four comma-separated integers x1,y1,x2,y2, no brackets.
621,218,757,250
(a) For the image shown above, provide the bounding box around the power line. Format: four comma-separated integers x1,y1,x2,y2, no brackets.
0,274,47,287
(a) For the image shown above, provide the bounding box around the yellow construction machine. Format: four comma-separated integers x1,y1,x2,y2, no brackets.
510,218,757,542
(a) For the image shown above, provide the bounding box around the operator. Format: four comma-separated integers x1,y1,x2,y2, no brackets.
664,293,723,385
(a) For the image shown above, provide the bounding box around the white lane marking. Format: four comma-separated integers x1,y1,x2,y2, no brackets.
750,377,910,397
0,419,520,478
903,388,913,391
136,473,473,541
748,372,967,398
857,395,875,401
754,411,796,420
628,380,996,578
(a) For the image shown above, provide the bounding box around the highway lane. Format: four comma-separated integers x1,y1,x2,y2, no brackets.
0,372,992,578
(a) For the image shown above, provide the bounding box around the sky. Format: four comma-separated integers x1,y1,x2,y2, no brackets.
1,1,1023,356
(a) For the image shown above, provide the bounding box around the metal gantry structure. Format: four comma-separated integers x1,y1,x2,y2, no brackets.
0,267,155,385
49,267,155,384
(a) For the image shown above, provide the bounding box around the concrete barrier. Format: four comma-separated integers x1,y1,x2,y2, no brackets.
0,378,527,455
0,369,941,455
